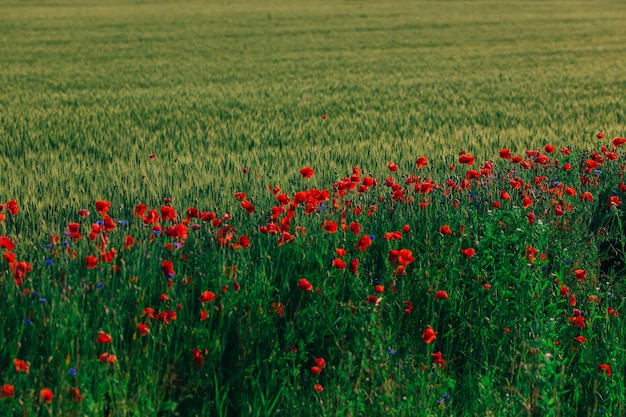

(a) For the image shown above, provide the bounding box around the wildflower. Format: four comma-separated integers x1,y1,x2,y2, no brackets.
422,325,437,344
69,387,83,402
314,357,326,369
0,236,15,251
97,331,113,344
39,388,53,403
575,269,587,281
95,200,110,215
162,260,175,278
332,259,347,270
387,162,398,171
431,351,446,367
298,278,313,291
137,323,150,336
415,156,428,169
13,359,29,374
0,384,15,398
574,336,587,344
99,353,116,364
355,235,373,252
597,364,612,376
458,153,474,165
191,349,204,367
460,248,476,258
300,167,314,178
85,255,98,269
314,384,324,393
438,225,452,235
434,291,449,300
349,258,359,275
199,290,215,303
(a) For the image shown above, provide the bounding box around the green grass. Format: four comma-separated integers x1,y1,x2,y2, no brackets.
1,1,626,416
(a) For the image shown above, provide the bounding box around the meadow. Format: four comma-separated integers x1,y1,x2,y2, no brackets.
1,0,626,415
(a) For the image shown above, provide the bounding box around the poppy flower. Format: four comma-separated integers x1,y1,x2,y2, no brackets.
199,290,216,303
499,148,512,159
311,366,322,375
387,162,398,172
95,200,110,215
0,236,14,251
349,222,361,235
13,358,29,374
298,278,313,291
355,235,372,252
580,192,594,202
574,336,587,344
403,300,413,314
137,323,150,336
597,132,605,139
332,259,347,270
434,291,449,300
0,384,14,398
314,384,324,393
97,331,113,344
431,351,446,367
499,191,511,201
422,325,437,344
416,156,428,169
522,197,533,209
458,153,474,165
348,258,359,275
323,221,338,234
597,364,612,376
438,225,452,235
85,255,98,269
162,260,175,278
300,167,314,178
39,388,53,403
191,349,204,367
374,285,385,294
575,269,587,281
314,357,326,369
460,248,476,258
402,224,411,234
69,387,83,403
6,200,18,215
99,352,116,364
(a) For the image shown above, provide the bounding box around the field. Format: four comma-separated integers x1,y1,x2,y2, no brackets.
1,0,626,415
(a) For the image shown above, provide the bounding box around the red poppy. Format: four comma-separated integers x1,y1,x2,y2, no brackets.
416,156,428,169
85,255,98,269
522,197,533,209
69,387,83,403
575,269,587,281
402,224,411,234
499,191,511,201
431,351,446,367
335,248,347,257
460,248,476,258
314,384,324,392
438,225,452,235
499,148,512,159
240,200,255,214
97,331,113,344
332,259,347,270
95,200,110,215
580,192,594,202
403,300,413,314
314,357,326,369
99,352,116,364
300,167,314,178
434,290,449,300
323,221,338,234
422,325,437,344
191,349,204,367
574,336,587,344
13,358,29,374
137,323,150,336
387,162,398,172
160,206,178,222
6,200,18,215
0,236,14,251
388,249,414,265
197,290,215,303
374,285,385,294
311,366,322,375
0,384,14,398
39,388,53,403
349,258,359,275
597,132,605,139
349,222,361,235
598,363,612,376
458,153,475,165
162,260,175,278
355,235,372,252
298,278,313,291
544,144,555,153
